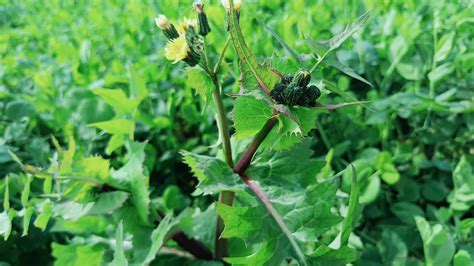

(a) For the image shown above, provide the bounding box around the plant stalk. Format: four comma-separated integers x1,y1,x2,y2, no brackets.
205,51,235,261
234,116,278,175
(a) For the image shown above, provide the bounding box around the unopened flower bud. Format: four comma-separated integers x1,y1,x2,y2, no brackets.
155,14,179,40
221,0,242,12
291,69,311,88
194,1,211,36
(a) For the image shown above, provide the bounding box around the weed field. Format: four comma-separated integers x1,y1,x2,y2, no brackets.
0,0,473,265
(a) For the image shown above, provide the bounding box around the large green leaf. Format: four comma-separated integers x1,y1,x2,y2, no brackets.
189,143,345,265
232,96,273,139
228,1,279,93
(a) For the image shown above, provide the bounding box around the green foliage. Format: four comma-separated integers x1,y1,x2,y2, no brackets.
1,0,472,265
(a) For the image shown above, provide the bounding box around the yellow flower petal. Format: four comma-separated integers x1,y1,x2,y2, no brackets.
177,18,198,34
164,35,189,63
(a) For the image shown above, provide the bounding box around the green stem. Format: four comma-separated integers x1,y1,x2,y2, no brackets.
213,36,231,75
234,115,278,175
202,39,235,261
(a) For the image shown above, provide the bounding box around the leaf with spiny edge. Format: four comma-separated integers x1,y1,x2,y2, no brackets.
228,1,279,94
186,142,347,265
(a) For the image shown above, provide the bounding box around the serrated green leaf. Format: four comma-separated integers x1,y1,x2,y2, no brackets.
326,57,373,87
308,11,370,56
228,1,279,94
92,88,140,115
89,119,134,136
111,141,150,224
215,144,343,265
262,106,323,150
181,151,246,195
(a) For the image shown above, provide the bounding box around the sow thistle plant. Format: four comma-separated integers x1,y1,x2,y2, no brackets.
2,1,370,265
157,1,369,265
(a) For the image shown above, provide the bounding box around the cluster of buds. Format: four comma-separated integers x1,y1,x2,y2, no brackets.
155,1,213,66
270,69,321,107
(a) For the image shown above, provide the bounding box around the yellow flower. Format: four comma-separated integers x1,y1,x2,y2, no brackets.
164,35,189,63
177,18,198,34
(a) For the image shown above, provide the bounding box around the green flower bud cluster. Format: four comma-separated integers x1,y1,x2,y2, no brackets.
270,70,321,107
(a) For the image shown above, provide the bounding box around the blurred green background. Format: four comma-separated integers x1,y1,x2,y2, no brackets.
1,0,473,265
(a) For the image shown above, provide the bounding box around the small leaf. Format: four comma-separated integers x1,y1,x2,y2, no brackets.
89,119,134,136
326,57,373,87
52,243,106,266
453,250,473,266
415,216,455,266
187,67,214,106
428,63,455,83
34,201,53,231
340,165,360,245
129,66,148,101
22,207,34,237
87,191,129,215
21,174,32,207
435,31,455,63
110,220,128,266
0,210,15,240
106,134,125,155
92,88,140,115
143,214,178,264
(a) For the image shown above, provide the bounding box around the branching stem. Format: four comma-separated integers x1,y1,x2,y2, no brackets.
233,115,278,175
